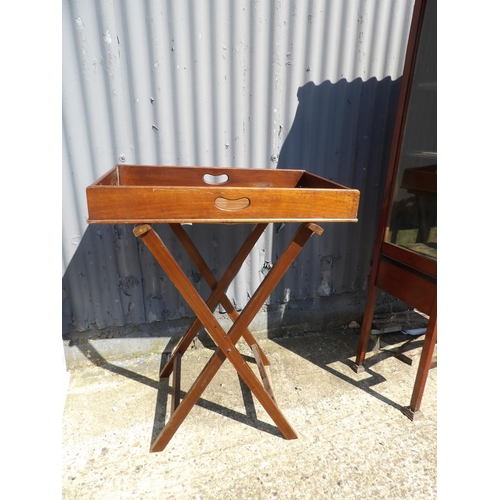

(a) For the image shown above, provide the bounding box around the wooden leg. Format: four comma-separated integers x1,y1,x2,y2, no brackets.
169,223,271,366
170,353,182,418
137,222,322,452
352,283,379,373
401,297,437,420
251,344,275,401
143,223,268,379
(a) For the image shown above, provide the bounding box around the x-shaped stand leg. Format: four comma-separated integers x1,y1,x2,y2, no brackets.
134,222,323,452
158,222,270,380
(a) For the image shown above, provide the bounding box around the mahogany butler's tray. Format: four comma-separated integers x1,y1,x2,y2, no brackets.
86,165,360,224
85,164,360,452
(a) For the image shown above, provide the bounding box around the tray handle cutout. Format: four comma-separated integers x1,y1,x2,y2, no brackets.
203,173,229,185
214,196,250,211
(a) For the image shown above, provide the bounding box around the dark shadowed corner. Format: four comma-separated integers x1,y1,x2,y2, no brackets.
265,77,405,341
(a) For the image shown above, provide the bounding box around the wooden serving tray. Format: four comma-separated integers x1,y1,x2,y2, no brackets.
86,165,360,224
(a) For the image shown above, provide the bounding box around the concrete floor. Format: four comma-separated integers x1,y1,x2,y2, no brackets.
62,325,437,499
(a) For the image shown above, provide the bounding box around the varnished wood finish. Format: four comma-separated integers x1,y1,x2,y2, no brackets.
88,164,357,450
87,165,360,224
117,165,305,187
404,297,437,418
353,0,437,418
251,344,275,401
170,353,182,418
353,283,379,372
168,222,271,368
158,223,269,379
381,242,437,278
354,274,437,418
375,257,436,315
138,223,322,452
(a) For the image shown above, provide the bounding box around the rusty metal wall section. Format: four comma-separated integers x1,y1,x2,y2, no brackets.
63,0,415,334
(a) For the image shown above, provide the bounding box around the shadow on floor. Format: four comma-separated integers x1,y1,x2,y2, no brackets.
73,308,429,445
269,310,429,413
73,340,281,449
73,323,428,450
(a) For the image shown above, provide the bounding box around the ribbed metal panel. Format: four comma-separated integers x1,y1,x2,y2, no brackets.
63,0,415,333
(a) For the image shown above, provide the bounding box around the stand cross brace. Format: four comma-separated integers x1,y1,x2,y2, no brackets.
164,222,270,373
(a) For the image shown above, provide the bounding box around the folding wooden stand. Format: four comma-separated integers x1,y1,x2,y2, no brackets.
86,164,360,451
135,221,322,451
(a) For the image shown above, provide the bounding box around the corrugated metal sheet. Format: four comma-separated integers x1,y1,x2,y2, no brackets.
63,0,415,334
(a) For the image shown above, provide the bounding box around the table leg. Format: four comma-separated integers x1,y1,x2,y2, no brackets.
170,353,182,417
136,222,322,452
401,298,437,420
137,223,267,379
169,222,270,366
352,283,378,373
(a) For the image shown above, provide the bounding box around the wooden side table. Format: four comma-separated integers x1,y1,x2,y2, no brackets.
86,164,360,451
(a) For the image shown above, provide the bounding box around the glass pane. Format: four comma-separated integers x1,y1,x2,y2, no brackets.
385,0,437,261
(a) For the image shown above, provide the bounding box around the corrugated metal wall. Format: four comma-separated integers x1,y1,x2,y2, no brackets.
63,0,415,334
